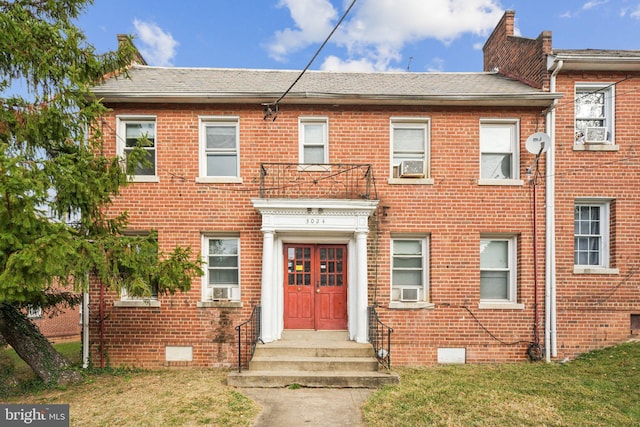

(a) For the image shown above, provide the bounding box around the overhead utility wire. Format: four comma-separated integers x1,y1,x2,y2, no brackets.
264,0,357,120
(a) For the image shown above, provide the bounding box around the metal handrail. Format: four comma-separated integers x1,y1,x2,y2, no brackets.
235,304,262,373
368,305,393,371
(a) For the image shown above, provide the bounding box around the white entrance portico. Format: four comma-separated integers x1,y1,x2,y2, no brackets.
251,198,378,343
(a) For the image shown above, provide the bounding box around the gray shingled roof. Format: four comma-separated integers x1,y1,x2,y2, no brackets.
94,65,559,106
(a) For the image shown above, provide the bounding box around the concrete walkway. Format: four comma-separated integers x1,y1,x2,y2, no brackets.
241,388,375,426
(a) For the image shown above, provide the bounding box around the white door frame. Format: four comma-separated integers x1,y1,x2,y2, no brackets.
252,198,378,343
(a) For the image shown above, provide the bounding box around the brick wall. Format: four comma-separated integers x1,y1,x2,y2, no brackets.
31,306,81,342
89,102,551,367
551,71,640,359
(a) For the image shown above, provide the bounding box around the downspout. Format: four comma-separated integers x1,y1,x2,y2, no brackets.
82,291,90,368
546,59,563,361
99,280,105,368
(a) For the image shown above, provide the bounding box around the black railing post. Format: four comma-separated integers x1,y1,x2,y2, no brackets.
235,304,262,373
368,305,393,371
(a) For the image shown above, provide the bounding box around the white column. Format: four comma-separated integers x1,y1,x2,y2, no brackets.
260,229,276,342
355,230,369,343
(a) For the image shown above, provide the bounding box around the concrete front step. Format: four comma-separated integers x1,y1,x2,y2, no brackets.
250,355,379,372
253,342,374,358
228,330,400,388
227,370,399,388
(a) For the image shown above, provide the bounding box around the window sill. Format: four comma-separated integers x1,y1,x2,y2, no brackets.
114,300,160,308
297,164,331,172
197,301,243,308
573,143,618,152
129,175,160,183
478,302,524,310
477,179,524,186
388,301,435,310
387,177,434,185
195,176,243,184
573,266,619,275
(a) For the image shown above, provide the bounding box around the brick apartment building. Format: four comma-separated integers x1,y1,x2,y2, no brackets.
87,10,639,368
28,303,81,342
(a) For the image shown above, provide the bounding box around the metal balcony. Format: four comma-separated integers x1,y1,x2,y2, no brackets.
259,163,374,200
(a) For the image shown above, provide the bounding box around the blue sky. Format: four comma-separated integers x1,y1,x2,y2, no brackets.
78,0,640,72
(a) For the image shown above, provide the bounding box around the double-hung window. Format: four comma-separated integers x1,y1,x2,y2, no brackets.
479,120,519,183
390,118,429,181
117,116,157,181
199,117,240,181
117,232,160,307
390,236,430,307
202,236,240,301
480,236,520,308
27,305,43,319
574,200,614,271
575,84,614,145
299,117,328,164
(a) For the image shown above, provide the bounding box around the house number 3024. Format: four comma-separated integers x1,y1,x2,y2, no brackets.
306,218,325,224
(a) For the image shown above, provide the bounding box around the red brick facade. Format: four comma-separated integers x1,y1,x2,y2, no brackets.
29,305,81,342
551,70,640,357
88,11,640,368
484,11,640,360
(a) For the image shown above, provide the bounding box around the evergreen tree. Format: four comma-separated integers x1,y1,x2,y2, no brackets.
0,0,201,385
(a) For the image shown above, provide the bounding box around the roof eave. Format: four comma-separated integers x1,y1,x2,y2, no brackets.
95,92,560,107
548,55,640,72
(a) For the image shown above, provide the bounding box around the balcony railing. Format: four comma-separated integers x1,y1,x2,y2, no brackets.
259,163,373,200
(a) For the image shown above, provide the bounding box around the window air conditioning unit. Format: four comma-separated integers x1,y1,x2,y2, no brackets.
399,160,424,178
212,286,230,300
400,287,420,302
584,127,607,144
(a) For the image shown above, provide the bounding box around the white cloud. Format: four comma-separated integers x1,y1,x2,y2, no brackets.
267,0,337,61
268,0,504,71
426,58,445,72
582,0,609,10
630,5,640,18
133,19,179,66
320,55,377,72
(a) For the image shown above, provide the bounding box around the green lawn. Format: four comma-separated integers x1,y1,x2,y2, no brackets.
363,342,640,426
2,341,639,426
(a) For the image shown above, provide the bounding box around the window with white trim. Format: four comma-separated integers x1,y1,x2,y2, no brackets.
199,117,240,177
574,84,614,145
117,116,157,179
479,120,519,180
480,236,517,304
574,201,611,268
202,236,240,301
391,237,429,303
299,117,328,164
27,305,42,319
390,119,429,179
119,232,159,302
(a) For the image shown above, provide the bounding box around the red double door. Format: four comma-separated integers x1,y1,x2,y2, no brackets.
284,244,348,330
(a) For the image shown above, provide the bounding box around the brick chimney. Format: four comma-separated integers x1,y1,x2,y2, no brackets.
483,11,552,90
117,34,148,66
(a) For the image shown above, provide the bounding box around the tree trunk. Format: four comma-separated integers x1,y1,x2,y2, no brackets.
0,303,81,385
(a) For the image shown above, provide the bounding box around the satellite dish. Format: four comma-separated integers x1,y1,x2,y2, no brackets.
526,132,551,155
